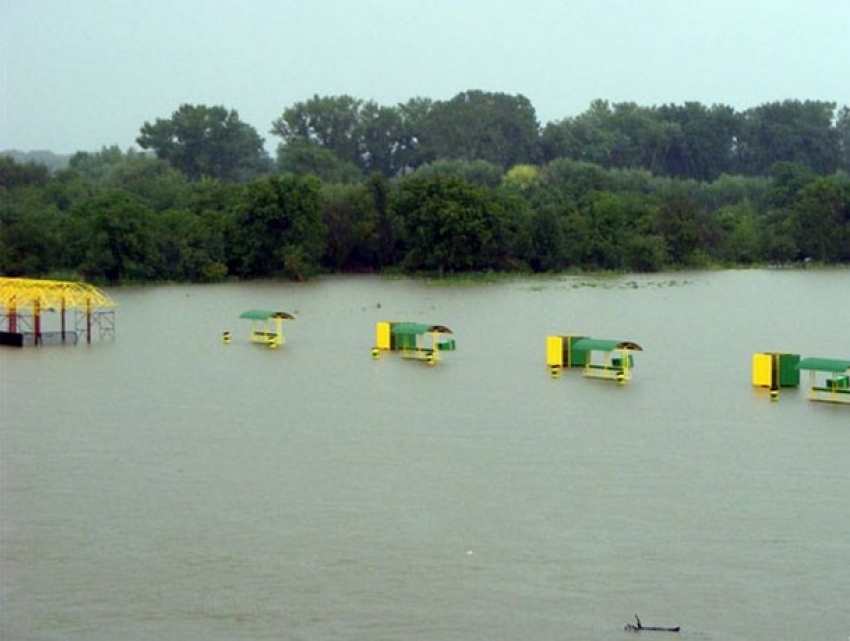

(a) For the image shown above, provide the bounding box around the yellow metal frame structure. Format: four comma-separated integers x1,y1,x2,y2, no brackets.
0,277,117,345
398,330,445,365
247,317,285,348
582,349,634,383
804,371,850,404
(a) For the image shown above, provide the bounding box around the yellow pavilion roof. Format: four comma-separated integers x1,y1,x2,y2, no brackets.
0,277,116,311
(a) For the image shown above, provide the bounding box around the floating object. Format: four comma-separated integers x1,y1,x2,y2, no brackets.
547,335,642,384
239,309,294,348
372,321,455,365
222,331,231,344
752,352,800,397
546,334,588,376
0,277,116,347
624,614,680,633
796,357,850,404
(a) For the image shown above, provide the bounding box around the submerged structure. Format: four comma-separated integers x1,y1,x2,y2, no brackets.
752,352,800,398
237,310,294,348
796,357,850,404
0,277,116,347
372,321,456,365
546,334,643,384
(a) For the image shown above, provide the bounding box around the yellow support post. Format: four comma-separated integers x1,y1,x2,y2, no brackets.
376,322,391,350
752,353,773,387
546,335,564,377
546,336,563,367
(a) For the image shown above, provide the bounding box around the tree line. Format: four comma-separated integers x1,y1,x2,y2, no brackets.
2,93,849,283
128,95,850,182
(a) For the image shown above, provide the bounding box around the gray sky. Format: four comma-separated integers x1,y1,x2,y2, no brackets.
2,0,849,155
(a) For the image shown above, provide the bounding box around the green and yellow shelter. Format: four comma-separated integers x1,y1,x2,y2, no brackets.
797,357,850,404
238,309,294,349
372,321,456,365
547,334,642,384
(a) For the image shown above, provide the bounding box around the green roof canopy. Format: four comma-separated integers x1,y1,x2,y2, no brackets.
239,309,294,321
797,357,850,373
391,322,452,336
572,338,643,352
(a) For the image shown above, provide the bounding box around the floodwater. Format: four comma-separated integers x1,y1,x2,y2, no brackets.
1,270,848,641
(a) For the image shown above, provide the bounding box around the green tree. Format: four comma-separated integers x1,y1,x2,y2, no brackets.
138,104,270,181
604,168,655,195
622,232,667,272
185,178,241,278
152,208,227,281
231,176,324,280
409,159,504,188
69,146,189,209
276,140,362,184
715,202,764,264
768,161,818,210
367,173,395,268
272,95,418,177
540,99,617,166
524,204,566,272
541,101,680,175
41,168,99,212
357,102,409,175
700,173,770,212
573,191,665,270
605,102,679,173
320,183,378,271
0,155,50,191
102,155,189,211
539,159,607,203
0,157,57,276
395,176,509,273
502,164,540,192
657,102,739,181
69,145,133,183
736,100,840,176
790,176,850,262
66,190,157,283
271,95,364,169
837,105,850,173
414,91,540,169
0,187,62,276
652,181,712,265
395,96,434,169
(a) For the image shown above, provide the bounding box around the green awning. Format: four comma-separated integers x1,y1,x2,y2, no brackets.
797,357,850,373
572,338,643,352
239,309,294,320
391,322,452,336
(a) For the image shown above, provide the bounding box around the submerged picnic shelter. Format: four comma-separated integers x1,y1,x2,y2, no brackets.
0,277,116,346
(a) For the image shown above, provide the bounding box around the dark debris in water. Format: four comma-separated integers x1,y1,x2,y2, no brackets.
624,614,681,633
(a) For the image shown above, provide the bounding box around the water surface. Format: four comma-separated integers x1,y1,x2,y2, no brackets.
2,270,849,640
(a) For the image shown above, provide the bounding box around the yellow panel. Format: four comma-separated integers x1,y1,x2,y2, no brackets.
752,353,773,387
546,335,564,367
376,322,391,350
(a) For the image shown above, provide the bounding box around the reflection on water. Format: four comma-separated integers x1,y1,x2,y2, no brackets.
2,270,849,641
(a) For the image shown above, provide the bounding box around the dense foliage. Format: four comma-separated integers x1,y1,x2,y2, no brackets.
2,95,849,283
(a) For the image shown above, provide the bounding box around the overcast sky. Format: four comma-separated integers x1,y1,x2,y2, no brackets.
2,0,849,155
